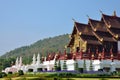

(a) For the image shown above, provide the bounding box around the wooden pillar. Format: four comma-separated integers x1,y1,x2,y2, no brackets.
110,48,114,62
80,49,83,59
96,47,98,54
72,53,76,60
64,49,67,60
98,53,101,61
88,48,91,59
102,48,105,60
91,53,94,60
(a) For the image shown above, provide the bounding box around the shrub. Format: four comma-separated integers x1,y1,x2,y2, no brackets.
0,72,7,78
117,71,120,76
74,60,78,71
78,68,83,73
63,60,67,70
76,74,98,78
97,73,111,77
1,72,7,77
0,73,2,78
46,72,76,78
54,77,57,80
54,60,58,71
83,59,86,71
57,60,61,71
8,72,12,74
89,60,93,71
57,72,76,78
110,71,117,76
18,70,24,76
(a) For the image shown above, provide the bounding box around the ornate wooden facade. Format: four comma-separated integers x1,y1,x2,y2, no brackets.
67,11,120,60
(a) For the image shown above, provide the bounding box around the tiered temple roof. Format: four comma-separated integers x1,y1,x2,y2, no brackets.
68,22,101,47
88,19,117,42
67,11,120,60
68,11,120,46
102,13,120,40
42,11,120,61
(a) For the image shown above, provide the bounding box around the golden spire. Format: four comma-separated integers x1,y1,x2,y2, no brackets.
99,10,103,14
72,18,76,22
113,11,116,16
86,15,90,19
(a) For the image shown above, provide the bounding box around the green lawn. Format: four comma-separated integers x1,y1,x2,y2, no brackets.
0,77,120,80
72,78,120,80
1,72,120,80
72,78,99,80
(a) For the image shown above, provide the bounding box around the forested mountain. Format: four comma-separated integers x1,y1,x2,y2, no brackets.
0,34,69,70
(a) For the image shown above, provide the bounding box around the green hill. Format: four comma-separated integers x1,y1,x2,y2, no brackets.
0,34,69,65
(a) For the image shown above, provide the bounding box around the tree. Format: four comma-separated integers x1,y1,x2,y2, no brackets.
0,34,69,63
54,60,57,71
63,60,67,70
0,72,7,78
89,60,93,71
57,60,61,71
18,70,24,76
83,59,86,71
74,60,79,71
0,58,15,72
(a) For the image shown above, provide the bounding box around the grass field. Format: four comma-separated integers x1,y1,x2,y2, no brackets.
1,72,120,80
0,77,120,80
72,78,120,80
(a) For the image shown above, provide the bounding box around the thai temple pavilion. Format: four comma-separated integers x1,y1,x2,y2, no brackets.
3,11,120,73
67,11,120,60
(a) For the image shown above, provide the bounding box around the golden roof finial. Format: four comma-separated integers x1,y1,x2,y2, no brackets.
86,15,90,19
113,10,116,16
72,18,76,22
99,10,103,14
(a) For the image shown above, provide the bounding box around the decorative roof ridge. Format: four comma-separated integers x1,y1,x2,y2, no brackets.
88,18,97,31
89,18,106,31
89,18,99,21
98,34,117,42
88,20,117,42
92,31,103,42
74,21,88,26
101,14,111,28
69,21,85,38
106,28,118,39
102,13,120,19
102,12,120,30
74,21,89,35
89,18,103,23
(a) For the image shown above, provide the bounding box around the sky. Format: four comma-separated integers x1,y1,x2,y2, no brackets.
0,0,120,56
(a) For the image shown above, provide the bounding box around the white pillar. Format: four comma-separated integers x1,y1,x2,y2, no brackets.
32,54,36,65
36,53,40,65
44,56,46,62
15,57,19,66
19,56,22,66
99,61,103,69
110,62,116,72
